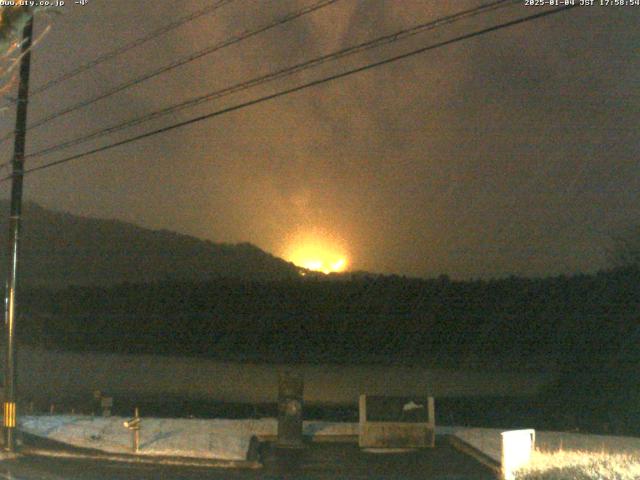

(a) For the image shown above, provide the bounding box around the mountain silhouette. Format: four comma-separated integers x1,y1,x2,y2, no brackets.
0,201,303,287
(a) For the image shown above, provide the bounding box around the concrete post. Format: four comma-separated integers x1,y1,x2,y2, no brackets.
277,370,304,448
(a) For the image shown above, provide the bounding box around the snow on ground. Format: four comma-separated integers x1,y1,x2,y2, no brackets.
439,427,503,462
18,415,359,461
19,415,273,460
442,426,640,465
19,416,640,465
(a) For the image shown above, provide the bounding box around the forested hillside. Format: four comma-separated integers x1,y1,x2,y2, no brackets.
0,202,303,286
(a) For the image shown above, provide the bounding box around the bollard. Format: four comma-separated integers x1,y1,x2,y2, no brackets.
123,407,141,453
277,370,304,448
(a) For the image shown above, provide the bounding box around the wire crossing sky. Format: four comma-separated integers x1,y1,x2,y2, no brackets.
5,5,575,179
0,0,236,111
17,0,519,165
0,0,637,280
0,0,338,144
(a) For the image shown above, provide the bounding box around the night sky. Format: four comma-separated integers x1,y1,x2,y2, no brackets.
0,0,637,279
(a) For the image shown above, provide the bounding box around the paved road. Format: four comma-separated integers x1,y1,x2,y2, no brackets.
0,441,497,479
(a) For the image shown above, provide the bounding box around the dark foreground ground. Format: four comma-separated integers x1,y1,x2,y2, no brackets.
0,440,497,480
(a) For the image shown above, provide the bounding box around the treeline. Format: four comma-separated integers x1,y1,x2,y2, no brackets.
18,268,640,373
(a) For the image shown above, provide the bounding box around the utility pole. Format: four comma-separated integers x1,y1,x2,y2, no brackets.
4,11,34,452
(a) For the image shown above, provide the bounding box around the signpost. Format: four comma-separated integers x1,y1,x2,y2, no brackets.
123,407,141,453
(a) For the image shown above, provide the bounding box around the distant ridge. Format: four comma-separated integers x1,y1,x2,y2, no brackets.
0,201,303,287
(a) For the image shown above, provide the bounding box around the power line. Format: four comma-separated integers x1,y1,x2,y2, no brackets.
23,0,517,162
0,0,234,108
1,5,576,182
11,1,234,108
0,0,340,145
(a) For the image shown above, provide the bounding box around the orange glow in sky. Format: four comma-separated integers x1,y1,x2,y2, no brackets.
284,230,349,274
